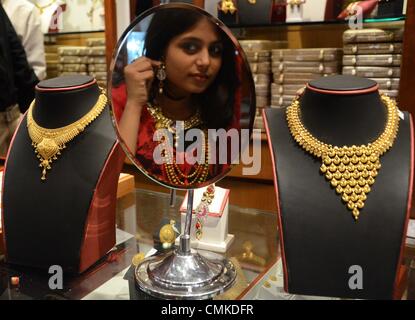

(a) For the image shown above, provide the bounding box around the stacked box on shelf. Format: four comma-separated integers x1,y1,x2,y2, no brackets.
57,46,89,77
342,28,403,98
86,38,107,88
239,40,287,131
271,48,343,109
44,35,59,79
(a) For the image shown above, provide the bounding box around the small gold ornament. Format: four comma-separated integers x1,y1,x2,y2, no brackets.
286,94,399,221
132,252,145,267
156,63,167,94
27,89,107,180
159,220,178,245
287,0,305,6
220,0,237,14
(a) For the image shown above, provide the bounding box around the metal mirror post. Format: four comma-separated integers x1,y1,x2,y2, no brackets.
109,3,255,299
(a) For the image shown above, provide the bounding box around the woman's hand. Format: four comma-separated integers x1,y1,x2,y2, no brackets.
119,57,160,154
124,56,161,109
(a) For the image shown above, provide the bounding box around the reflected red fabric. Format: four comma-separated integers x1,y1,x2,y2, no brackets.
111,53,243,186
337,0,378,20
112,84,226,185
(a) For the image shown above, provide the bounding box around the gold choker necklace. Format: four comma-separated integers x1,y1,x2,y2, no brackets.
286,94,400,220
27,89,107,181
146,103,202,132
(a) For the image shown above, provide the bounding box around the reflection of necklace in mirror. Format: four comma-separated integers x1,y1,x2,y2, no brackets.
147,102,202,134
146,103,210,185
164,129,210,185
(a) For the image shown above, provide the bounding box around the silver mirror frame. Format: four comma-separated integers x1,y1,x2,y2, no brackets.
108,3,256,190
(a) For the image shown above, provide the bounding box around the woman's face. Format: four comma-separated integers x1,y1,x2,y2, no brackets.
164,17,223,96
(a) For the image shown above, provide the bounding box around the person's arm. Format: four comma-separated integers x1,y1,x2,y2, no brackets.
118,57,160,154
118,100,144,154
21,8,46,80
3,4,38,113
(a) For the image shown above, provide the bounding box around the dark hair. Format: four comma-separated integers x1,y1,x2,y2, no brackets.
144,8,240,129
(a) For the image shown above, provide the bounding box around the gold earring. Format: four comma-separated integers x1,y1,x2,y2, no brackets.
156,63,166,94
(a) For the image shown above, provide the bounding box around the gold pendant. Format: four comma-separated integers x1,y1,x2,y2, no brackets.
248,0,256,4
220,0,237,14
132,252,145,267
159,220,177,245
34,138,62,180
320,146,381,220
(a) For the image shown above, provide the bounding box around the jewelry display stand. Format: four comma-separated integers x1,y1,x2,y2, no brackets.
134,189,237,299
263,75,413,299
175,186,234,253
2,75,124,273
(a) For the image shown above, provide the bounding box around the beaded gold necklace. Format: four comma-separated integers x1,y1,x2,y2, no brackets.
27,90,107,180
286,94,399,220
147,103,209,185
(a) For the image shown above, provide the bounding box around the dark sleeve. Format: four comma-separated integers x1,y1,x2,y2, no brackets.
2,4,39,113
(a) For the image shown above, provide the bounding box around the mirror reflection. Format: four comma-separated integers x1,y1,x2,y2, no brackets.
110,4,255,189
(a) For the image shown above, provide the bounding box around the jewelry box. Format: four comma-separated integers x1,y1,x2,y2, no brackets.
342,66,401,78
343,43,402,55
343,54,402,67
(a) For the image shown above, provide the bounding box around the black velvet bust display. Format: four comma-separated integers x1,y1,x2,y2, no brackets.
2,75,120,273
263,75,412,299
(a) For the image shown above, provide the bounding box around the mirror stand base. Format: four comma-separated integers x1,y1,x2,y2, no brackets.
134,249,236,300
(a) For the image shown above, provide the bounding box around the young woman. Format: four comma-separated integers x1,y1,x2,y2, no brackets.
112,8,241,186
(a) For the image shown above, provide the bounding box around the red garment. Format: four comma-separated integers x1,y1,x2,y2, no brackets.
112,84,238,186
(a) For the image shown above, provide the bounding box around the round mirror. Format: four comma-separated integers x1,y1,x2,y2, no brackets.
109,3,255,189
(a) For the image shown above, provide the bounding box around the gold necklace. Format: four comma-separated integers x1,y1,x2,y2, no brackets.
34,0,57,14
27,89,107,181
146,103,202,132
286,94,399,220
147,102,202,148
146,103,209,185
163,128,210,185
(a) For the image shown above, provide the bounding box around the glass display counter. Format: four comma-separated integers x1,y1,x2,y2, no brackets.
0,188,279,300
